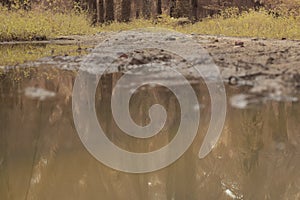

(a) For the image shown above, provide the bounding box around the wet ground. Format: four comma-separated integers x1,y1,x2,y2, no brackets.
1,31,300,97
197,35,300,97
0,30,300,199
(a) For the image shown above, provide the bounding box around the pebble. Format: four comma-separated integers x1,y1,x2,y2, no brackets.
165,37,176,41
234,41,244,47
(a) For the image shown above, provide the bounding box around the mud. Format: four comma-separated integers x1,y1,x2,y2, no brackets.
1,30,300,99
196,35,300,96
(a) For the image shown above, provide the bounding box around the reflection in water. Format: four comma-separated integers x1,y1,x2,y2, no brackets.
0,67,299,200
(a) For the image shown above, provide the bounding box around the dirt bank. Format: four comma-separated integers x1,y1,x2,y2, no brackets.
2,31,300,99
196,35,300,97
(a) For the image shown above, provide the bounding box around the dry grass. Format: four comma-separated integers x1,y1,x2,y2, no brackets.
0,5,95,41
180,9,300,39
0,5,300,41
96,9,300,40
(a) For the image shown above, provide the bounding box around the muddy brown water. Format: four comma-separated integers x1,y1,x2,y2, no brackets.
0,65,300,200
1,32,300,200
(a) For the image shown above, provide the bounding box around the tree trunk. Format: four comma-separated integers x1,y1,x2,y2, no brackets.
80,0,265,23
96,0,104,23
105,0,114,21
170,0,176,17
142,0,151,18
160,0,170,15
175,0,191,18
132,0,141,18
121,0,131,21
191,0,198,21
157,0,162,15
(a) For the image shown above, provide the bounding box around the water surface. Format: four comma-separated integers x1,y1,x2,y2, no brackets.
0,66,299,200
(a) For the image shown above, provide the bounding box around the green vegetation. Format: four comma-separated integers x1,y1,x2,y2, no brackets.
0,4,300,42
0,43,91,66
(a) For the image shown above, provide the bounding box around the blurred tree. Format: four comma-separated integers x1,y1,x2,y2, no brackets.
105,0,114,21
174,0,191,17
191,0,198,20
97,0,104,23
169,0,176,17
121,0,131,21
142,0,150,18
157,0,162,15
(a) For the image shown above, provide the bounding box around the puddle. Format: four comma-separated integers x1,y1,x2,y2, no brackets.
0,30,299,199
0,66,300,200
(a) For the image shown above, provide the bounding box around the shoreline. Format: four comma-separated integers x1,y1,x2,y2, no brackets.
1,31,300,98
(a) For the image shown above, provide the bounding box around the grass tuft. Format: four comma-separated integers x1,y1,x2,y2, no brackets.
0,6,300,41
96,9,300,40
180,9,300,39
0,5,95,41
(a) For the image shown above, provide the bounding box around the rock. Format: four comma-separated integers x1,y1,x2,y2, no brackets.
234,41,244,47
228,76,239,85
32,35,47,41
119,53,128,59
165,37,176,41
258,42,266,46
266,57,275,64
129,54,147,65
